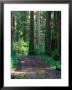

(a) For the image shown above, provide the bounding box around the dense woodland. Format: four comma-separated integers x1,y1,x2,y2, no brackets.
11,11,61,70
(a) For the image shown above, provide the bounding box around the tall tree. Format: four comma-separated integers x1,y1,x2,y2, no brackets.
57,11,61,54
11,12,14,51
51,11,58,50
21,11,29,41
11,12,17,42
45,11,51,54
11,12,17,50
15,15,19,41
37,11,41,48
29,11,34,54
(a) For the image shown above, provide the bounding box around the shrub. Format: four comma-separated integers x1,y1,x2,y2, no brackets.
51,49,60,60
12,39,29,55
11,39,29,68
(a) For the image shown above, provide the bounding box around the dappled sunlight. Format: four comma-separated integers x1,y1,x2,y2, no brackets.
11,11,61,79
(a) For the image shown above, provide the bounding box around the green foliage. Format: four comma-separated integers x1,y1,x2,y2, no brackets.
11,39,29,68
11,11,29,41
12,39,29,55
34,47,44,55
36,55,61,69
51,49,60,60
11,50,18,68
11,11,61,70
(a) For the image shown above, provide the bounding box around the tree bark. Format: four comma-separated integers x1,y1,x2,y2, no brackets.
29,11,34,55
45,11,51,54
57,11,61,54
37,11,41,48
51,11,58,50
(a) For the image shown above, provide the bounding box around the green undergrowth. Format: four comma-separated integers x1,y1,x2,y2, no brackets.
36,55,61,69
11,41,61,70
11,53,61,70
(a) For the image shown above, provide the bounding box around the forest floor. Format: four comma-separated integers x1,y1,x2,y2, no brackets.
11,56,61,79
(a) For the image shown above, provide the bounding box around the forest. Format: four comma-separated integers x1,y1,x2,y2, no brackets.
11,11,61,79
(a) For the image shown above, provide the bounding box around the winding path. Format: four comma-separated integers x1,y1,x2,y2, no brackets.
11,56,61,79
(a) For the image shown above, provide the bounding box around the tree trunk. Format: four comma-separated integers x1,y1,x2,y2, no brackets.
11,13,14,52
15,16,19,41
45,11,51,54
37,11,41,48
57,11,61,54
51,11,58,50
29,11,34,55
